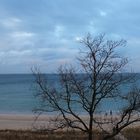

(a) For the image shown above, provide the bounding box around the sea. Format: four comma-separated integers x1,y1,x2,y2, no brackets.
0,74,139,115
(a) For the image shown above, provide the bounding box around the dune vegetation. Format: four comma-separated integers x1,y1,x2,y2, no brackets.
0,127,140,140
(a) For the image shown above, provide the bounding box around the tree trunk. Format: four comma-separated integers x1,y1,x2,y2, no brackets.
88,115,93,140
88,130,93,140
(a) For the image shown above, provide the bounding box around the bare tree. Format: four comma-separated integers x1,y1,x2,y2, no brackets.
33,34,140,140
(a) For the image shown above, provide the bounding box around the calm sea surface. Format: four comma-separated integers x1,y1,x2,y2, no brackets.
0,74,139,114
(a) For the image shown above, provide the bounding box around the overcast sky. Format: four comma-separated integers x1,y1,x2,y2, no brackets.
0,0,140,73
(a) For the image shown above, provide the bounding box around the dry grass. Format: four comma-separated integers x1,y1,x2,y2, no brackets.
0,129,102,140
0,127,139,140
122,127,140,140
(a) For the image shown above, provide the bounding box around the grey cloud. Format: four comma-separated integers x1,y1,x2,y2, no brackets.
0,0,140,73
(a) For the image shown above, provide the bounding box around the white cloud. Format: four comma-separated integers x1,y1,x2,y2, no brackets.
1,17,22,29
75,36,82,42
10,31,35,38
99,10,107,17
8,50,32,56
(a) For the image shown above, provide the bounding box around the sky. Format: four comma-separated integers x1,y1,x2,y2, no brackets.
0,0,140,73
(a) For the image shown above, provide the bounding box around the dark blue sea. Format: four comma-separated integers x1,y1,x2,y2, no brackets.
0,74,139,114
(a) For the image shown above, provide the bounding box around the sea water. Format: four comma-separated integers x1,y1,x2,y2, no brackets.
0,74,139,114
0,74,36,114
0,74,60,114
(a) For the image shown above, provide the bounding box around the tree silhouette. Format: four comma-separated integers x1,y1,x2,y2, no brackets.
33,34,140,140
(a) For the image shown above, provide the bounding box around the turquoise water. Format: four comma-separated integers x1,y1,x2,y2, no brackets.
0,74,139,114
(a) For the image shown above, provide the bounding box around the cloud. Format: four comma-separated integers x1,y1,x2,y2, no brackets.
99,10,107,17
9,31,35,41
54,25,65,37
10,31,35,38
75,36,82,42
0,17,22,29
0,0,139,73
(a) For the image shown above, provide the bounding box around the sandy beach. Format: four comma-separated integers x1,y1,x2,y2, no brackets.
0,113,139,130
0,114,49,130
0,114,138,140
0,114,89,130
0,114,101,130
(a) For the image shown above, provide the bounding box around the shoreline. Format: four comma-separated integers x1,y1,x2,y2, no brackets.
0,114,49,130
0,113,139,130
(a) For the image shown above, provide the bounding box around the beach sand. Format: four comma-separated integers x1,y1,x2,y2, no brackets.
0,114,49,130
0,114,90,130
0,113,139,130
